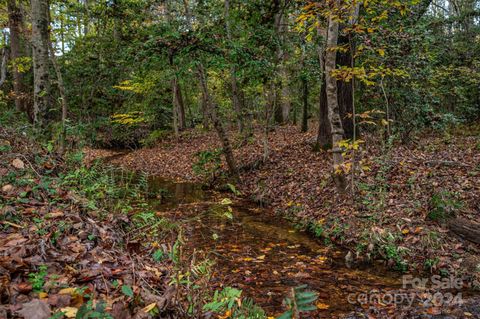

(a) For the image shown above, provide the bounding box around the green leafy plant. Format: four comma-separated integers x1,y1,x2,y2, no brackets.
152,249,166,262
76,300,113,319
428,190,462,221
121,285,134,298
192,149,222,179
28,265,48,292
203,287,266,319
277,285,318,319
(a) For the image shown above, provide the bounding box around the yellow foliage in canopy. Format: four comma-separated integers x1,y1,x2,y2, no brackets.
111,112,146,125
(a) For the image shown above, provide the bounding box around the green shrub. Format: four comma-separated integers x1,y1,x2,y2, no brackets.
141,129,170,147
428,191,462,221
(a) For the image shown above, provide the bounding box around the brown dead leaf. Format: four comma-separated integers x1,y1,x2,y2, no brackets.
17,299,50,319
12,158,25,169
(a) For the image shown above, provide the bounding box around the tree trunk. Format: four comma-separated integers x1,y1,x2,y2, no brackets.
337,34,354,139
273,2,290,124
48,43,67,154
301,76,308,133
112,0,121,41
7,0,29,117
300,33,308,133
0,44,8,88
315,29,331,150
225,0,244,133
325,2,347,192
175,80,186,130
316,75,331,150
84,0,90,35
172,78,179,138
172,75,186,136
197,63,239,180
448,218,480,245
31,0,52,126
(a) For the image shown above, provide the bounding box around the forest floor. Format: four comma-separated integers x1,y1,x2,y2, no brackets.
86,123,480,285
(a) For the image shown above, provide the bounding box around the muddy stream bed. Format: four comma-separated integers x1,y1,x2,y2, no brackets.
137,176,478,318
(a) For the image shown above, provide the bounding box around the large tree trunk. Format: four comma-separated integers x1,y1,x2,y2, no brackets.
197,63,239,180
337,34,354,139
172,78,179,138
112,0,122,41
175,80,186,130
315,28,331,150
325,2,347,192
273,2,290,124
171,76,186,136
31,0,52,126
7,0,30,117
300,35,308,133
84,0,90,35
301,76,308,133
225,0,244,133
48,43,67,154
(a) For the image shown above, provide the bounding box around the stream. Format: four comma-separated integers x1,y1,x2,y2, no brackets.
144,177,411,317
107,169,479,318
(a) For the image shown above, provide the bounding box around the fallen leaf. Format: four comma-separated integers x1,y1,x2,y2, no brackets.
17,299,51,319
142,303,157,313
60,307,78,318
12,158,25,169
316,302,330,310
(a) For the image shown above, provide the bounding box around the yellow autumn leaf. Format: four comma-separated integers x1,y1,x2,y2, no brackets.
60,307,78,318
219,310,232,319
317,256,328,263
378,48,385,57
257,255,266,260
58,287,77,295
38,292,48,299
316,302,330,310
142,303,157,313
402,229,410,235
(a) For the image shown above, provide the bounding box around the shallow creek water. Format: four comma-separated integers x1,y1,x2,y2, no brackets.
144,176,415,317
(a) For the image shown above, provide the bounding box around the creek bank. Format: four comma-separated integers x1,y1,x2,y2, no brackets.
85,124,480,289
137,175,480,318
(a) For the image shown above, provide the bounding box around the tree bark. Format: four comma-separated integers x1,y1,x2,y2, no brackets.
448,218,480,245
31,0,52,126
225,0,244,133
48,42,68,154
273,1,290,124
84,0,90,35
0,44,8,88
300,35,308,133
7,0,29,117
176,80,186,129
325,2,347,192
337,34,354,139
172,78,179,138
197,63,239,180
301,77,308,133
315,27,331,150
